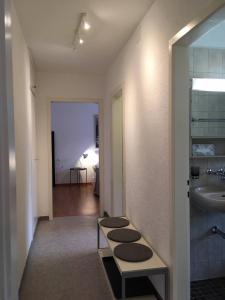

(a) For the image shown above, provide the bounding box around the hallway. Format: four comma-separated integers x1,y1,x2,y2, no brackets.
19,217,112,300
53,184,99,217
3,0,224,299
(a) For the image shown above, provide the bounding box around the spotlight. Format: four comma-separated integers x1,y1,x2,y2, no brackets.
72,13,91,50
84,20,91,31
79,38,84,44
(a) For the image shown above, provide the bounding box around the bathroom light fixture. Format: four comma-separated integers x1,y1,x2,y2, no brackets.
192,78,225,92
72,13,91,50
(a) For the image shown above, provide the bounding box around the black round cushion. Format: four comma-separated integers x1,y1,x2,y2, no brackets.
114,243,153,262
107,229,141,243
100,217,129,228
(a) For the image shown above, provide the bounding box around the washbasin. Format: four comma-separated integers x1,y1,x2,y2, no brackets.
190,186,225,212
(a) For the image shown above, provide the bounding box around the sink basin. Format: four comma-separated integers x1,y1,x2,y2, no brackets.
191,186,225,212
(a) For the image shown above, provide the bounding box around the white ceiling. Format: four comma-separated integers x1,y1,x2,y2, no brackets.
13,0,153,75
192,20,225,48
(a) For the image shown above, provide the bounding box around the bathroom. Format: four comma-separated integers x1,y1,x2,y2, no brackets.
189,22,225,299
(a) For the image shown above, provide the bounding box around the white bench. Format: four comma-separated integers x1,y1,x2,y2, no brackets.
97,217,169,300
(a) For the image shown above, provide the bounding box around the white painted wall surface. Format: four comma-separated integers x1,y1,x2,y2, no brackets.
103,0,219,298
36,72,104,216
12,6,37,288
51,102,99,184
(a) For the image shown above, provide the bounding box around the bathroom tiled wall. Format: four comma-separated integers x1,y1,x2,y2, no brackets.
190,47,225,281
189,47,225,77
190,204,225,281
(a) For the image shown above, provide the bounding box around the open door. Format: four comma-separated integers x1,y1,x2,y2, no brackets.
51,131,55,187
112,91,124,216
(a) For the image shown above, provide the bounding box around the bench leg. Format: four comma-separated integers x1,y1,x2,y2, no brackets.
122,276,126,299
165,270,169,300
97,222,100,249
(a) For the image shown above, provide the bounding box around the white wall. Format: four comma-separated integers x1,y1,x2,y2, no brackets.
36,72,104,216
103,0,217,298
12,5,38,288
51,102,99,184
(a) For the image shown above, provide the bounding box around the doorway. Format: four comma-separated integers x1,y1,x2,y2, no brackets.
189,21,225,300
50,102,100,218
171,3,225,300
111,90,124,216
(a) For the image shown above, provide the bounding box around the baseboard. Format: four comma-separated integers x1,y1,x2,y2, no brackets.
18,217,39,295
38,216,50,222
32,218,38,239
55,183,94,186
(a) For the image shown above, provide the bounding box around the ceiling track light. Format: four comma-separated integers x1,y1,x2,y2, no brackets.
72,13,91,50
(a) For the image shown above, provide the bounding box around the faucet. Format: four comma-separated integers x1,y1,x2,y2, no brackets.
211,226,225,239
206,168,216,175
206,168,225,180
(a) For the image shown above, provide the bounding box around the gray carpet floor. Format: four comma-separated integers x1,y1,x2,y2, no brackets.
19,216,113,300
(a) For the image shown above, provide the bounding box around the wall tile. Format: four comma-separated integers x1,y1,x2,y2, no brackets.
221,237,225,261
208,94,216,112
207,235,222,263
208,49,222,74
189,47,194,73
191,93,198,112
190,47,225,281
196,238,209,262
193,48,209,73
222,51,225,73
193,261,209,281
208,260,225,278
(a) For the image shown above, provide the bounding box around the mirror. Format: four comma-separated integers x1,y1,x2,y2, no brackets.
191,90,225,137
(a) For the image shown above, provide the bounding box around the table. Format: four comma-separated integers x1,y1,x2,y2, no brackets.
70,167,87,184
97,217,169,300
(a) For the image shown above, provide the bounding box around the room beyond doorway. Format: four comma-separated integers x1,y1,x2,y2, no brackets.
53,184,99,217
51,102,100,218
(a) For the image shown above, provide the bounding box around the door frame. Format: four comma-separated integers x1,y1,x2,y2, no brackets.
47,97,104,219
170,1,225,299
0,0,18,299
111,89,126,216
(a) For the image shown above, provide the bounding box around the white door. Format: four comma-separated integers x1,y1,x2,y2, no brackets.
31,94,38,233
112,93,124,216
